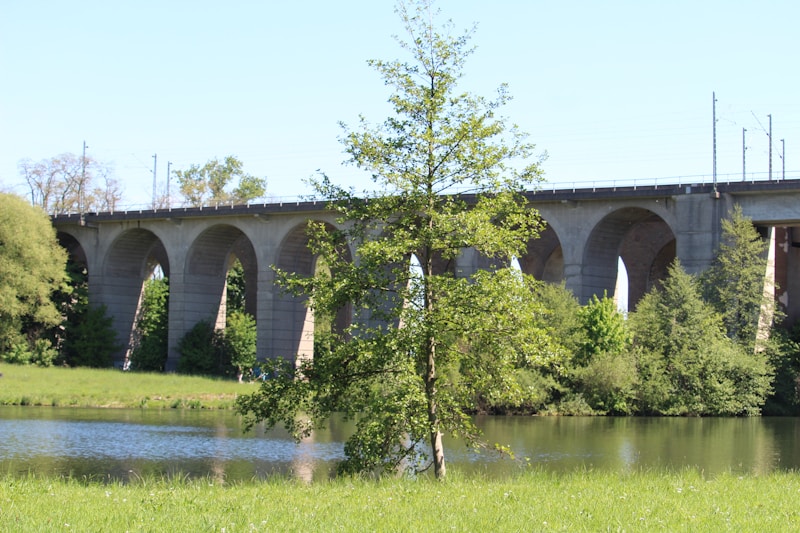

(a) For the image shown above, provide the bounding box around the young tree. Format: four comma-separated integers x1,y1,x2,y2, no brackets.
701,204,771,351
174,155,266,207
129,277,170,371
225,258,247,314
236,0,551,480
576,292,630,364
62,304,121,367
0,193,67,355
571,292,635,414
225,310,257,382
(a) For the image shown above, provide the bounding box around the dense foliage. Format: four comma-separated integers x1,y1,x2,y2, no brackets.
701,204,772,351
225,310,257,382
61,304,121,368
630,261,771,415
0,193,67,359
129,277,170,371
177,320,226,375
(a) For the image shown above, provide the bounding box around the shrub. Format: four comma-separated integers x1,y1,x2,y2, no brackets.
177,320,226,375
3,339,57,367
225,310,257,381
572,350,638,415
62,305,120,368
763,326,800,415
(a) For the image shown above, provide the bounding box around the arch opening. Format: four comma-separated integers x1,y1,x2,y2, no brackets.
274,222,352,366
518,224,564,283
583,207,676,310
101,228,170,369
181,224,259,374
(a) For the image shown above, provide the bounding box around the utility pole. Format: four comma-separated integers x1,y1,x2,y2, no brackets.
781,139,785,180
768,114,773,181
712,92,718,192
80,141,88,221
152,154,158,209
742,128,747,182
751,112,774,181
166,161,172,207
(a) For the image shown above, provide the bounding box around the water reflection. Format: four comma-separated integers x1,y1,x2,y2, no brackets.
1,406,799,482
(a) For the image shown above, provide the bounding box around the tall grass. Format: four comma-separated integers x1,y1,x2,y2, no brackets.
0,363,251,409
1,469,799,531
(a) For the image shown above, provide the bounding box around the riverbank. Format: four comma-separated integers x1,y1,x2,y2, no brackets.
0,363,250,409
2,469,798,531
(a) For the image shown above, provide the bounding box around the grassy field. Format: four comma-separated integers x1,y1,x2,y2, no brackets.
0,363,253,409
1,469,800,531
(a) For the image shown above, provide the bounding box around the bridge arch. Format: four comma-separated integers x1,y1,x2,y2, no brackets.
100,228,170,366
184,223,258,325
519,223,564,283
273,220,352,365
582,207,676,309
56,231,88,271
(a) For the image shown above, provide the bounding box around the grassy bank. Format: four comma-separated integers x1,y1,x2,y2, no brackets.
1,469,799,531
0,363,251,409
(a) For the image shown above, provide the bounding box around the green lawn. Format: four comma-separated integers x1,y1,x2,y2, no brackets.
0,363,253,409
1,469,799,531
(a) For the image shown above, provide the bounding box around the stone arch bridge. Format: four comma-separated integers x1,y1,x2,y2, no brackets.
52,179,800,370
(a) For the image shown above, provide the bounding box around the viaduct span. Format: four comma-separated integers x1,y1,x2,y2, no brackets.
52,179,800,370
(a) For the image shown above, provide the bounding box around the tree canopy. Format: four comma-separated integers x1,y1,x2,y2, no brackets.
236,0,552,480
174,155,266,207
0,193,68,353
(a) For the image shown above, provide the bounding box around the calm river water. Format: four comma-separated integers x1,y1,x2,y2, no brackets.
2,406,799,482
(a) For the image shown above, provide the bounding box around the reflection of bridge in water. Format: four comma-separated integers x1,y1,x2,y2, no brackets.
52,179,800,370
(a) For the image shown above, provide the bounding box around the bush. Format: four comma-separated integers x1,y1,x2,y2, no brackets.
62,305,120,368
577,292,629,365
547,393,597,416
177,320,226,375
763,326,800,415
225,310,257,381
3,339,57,367
572,350,638,415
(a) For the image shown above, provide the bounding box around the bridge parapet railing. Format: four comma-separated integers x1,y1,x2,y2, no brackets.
51,169,800,219
535,170,800,194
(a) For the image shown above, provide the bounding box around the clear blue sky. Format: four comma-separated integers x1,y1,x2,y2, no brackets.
2,1,798,207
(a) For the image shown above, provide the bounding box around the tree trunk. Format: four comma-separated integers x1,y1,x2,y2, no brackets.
425,306,446,479
430,425,446,479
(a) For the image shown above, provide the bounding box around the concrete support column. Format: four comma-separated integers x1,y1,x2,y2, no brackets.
673,194,720,275
165,270,185,371
256,267,276,360
96,272,145,368
786,228,800,327
167,270,227,370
